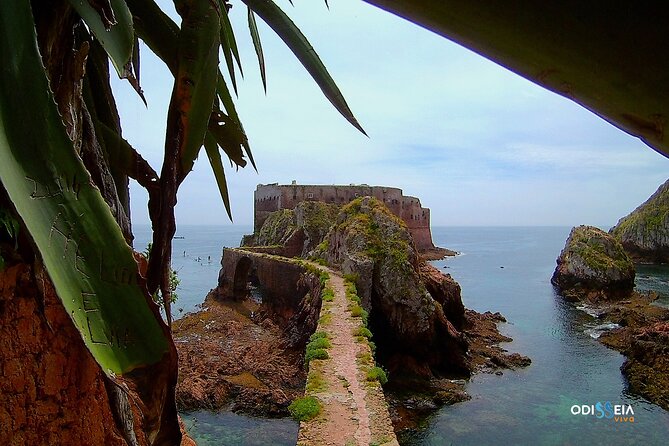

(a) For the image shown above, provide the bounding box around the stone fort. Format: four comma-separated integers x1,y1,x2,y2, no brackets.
254,182,437,252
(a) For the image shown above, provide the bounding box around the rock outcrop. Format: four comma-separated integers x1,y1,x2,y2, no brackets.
315,197,469,377
610,178,669,263
242,201,339,258
551,225,635,300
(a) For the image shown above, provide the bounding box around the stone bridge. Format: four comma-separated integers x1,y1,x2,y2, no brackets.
216,247,312,314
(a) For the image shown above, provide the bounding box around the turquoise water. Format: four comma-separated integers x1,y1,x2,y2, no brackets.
134,225,669,445
401,227,669,445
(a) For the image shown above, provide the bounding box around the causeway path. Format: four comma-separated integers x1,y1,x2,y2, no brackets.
297,266,398,446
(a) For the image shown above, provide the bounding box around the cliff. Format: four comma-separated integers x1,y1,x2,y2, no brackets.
551,225,635,300
610,178,669,262
314,197,469,377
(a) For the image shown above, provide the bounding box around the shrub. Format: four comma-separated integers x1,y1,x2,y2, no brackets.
366,367,388,385
288,396,321,421
354,327,372,339
305,347,329,365
310,331,328,341
321,288,335,302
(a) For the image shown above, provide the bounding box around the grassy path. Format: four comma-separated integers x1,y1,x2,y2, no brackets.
297,267,397,446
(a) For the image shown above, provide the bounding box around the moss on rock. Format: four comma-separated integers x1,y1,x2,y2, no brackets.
610,178,669,262
552,225,635,300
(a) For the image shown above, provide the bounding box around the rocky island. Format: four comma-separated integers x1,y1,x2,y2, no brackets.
176,187,530,438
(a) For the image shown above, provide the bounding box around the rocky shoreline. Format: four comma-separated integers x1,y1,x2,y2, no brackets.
590,293,669,410
552,224,669,411
173,292,531,432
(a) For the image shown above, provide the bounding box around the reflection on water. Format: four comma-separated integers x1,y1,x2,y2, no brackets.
181,411,298,446
401,227,669,446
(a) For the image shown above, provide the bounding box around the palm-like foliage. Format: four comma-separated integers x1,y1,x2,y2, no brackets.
0,0,362,443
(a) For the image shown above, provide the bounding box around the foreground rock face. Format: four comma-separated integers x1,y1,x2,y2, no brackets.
551,225,635,300
315,197,469,377
0,263,128,445
610,178,669,262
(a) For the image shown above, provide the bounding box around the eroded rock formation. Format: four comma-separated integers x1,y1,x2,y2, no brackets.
551,225,635,300
314,197,469,377
610,178,669,263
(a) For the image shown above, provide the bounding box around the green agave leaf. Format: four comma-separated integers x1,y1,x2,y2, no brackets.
204,134,233,220
128,0,254,173
0,0,168,375
219,0,243,95
125,0,179,75
67,0,134,76
243,0,367,135
173,0,222,177
247,7,267,93
216,77,255,169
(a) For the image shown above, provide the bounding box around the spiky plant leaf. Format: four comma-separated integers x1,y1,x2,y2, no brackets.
243,0,367,135
67,0,134,76
248,7,267,92
172,0,222,177
204,134,233,220
0,0,168,375
219,0,243,94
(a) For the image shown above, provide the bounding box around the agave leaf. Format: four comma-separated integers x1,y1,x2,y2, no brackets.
172,0,222,177
208,110,247,168
0,0,168,375
96,121,160,190
204,134,233,220
243,0,367,135
67,0,134,77
219,0,243,95
216,76,256,169
247,7,267,92
126,0,179,75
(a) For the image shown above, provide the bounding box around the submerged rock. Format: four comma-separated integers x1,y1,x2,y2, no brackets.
551,225,635,300
610,178,669,263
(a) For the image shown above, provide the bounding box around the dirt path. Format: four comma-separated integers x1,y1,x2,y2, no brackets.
297,268,397,446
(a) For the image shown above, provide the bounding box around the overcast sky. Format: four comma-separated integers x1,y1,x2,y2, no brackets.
111,0,669,228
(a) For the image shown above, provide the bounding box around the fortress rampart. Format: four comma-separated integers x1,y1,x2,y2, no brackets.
253,182,436,251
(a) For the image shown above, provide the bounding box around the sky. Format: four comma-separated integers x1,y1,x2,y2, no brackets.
111,0,669,228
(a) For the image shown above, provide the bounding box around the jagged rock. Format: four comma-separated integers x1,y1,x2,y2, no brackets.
317,197,469,377
551,225,635,300
610,178,669,262
240,202,339,258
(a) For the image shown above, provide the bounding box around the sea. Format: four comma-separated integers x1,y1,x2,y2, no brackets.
133,225,669,446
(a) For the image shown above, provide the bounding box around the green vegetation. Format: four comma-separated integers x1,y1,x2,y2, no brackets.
611,185,669,238
354,327,373,339
256,209,297,245
305,331,331,365
366,366,389,385
322,288,335,302
569,226,633,273
306,369,327,393
144,243,180,306
288,396,321,422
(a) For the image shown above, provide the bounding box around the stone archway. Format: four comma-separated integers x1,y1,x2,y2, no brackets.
232,256,253,299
